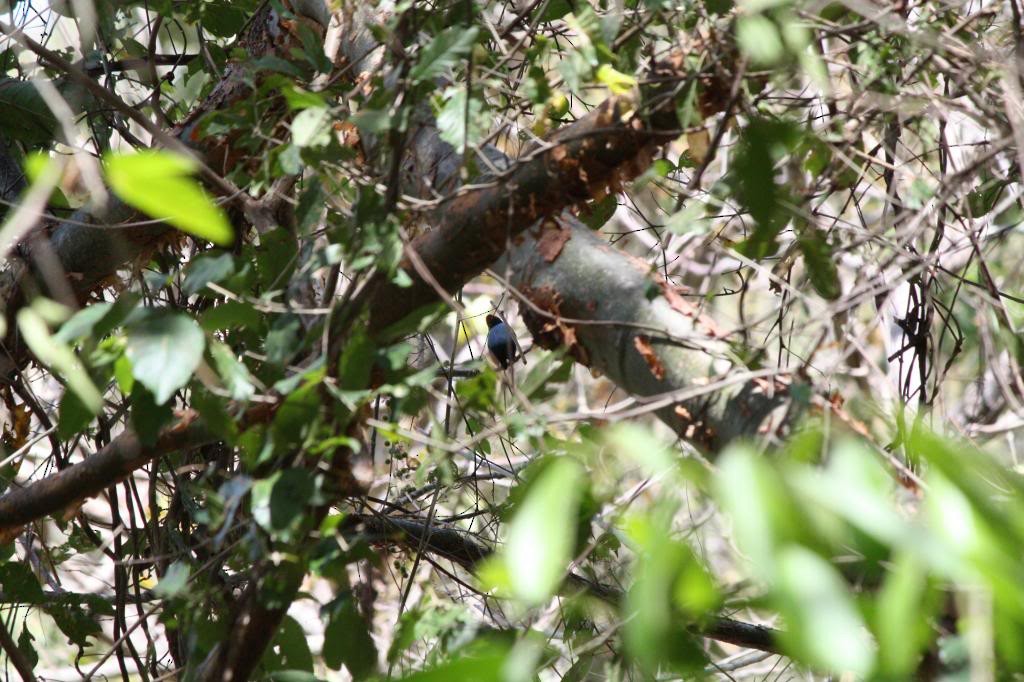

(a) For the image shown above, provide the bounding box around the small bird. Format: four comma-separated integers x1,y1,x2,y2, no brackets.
486,314,526,370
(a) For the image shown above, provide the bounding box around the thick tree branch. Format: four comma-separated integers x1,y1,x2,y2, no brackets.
355,64,785,448
366,85,681,335
0,5,777,676
330,0,785,448
0,413,211,539
503,216,783,451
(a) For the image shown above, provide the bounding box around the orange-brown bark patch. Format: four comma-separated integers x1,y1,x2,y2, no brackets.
634,335,666,380
520,286,589,365
536,219,572,263
660,280,723,338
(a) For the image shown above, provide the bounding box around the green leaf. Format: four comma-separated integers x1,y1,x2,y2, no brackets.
17,306,103,414
967,176,1007,218
282,85,327,111
291,106,331,148
562,656,598,682
105,151,233,245
200,300,263,332
539,0,572,21
252,469,315,541
791,440,910,548
271,374,322,453
787,18,829,89
252,55,305,77
623,509,713,673
874,553,935,677
995,200,1023,228
255,227,299,291
264,615,315,673
0,562,45,604
581,194,617,230
518,351,571,401
209,340,256,401
387,606,474,664
410,26,479,84
202,1,248,37
45,594,104,648
56,293,140,344
797,230,841,300
523,65,552,105
153,561,190,598
53,303,113,344
394,641,507,682
503,457,586,604
130,383,173,446
736,14,784,65
352,109,391,136
715,444,804,577
595,64,636,95
731,118,799,259
125,309,206,404
57,390,95,440
0,78,57,145
705,0,735,15
455,370,498,412
183,252,235,296
435,86,487,154
799,133,832,175
606,423,697,485
267,673,324,682
337,332,375,391
775,546,875,675
16,626,37,671
674,79,700,130
558,49,592,92
911,427,1024,546
279,143,304,175
322,597,378,678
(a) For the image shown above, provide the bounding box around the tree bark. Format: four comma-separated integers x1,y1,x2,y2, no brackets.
504,216,782,450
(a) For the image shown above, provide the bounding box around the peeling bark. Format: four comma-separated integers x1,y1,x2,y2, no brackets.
505,217,782,451
372,96,786,449
366,68,686,334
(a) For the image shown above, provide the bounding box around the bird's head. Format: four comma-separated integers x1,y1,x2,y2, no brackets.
485,314,502,328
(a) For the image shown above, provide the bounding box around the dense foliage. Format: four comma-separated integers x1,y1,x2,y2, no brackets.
0,0,1022,680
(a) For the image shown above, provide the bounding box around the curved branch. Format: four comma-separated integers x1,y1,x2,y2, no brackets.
0,414,211,539
366,71,683,334
504,216,783,451
355,513,782,655
355,53,785,449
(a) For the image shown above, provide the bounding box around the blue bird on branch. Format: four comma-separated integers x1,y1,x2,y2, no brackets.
486,314,527,370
